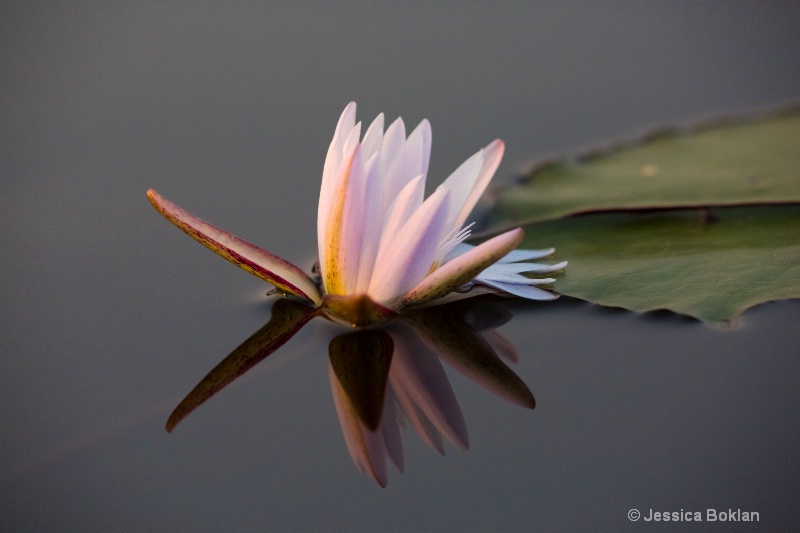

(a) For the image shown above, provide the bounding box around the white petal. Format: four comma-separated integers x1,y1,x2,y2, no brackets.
436,139,504,230
381,117,407,158
319,102,358,269
354,156,384,293
341,121,362,159
479,279,559,300
377,117,408,208
372,174,425,273
360,113,385,159
325,102,357,172
482,260,568,275
447,243,556,263
437,150,483,227
368,187,450,305
454,139,504,228
321,145,364,295
498,247,555,262
406,119,432,179
478,271,557,285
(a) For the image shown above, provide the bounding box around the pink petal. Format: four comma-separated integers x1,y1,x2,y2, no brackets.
360,113,385,160
321,146,361,295
368,187,450,305
371,174,425,282
354,156,384,294
319,102,358,267
377,117,407,209
454,139,504,228
405,119,432,182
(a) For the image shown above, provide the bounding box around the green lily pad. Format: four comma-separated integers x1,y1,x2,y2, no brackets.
523,206,800,323
493,109,800,225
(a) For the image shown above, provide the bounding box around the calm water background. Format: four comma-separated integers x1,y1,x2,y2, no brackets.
2,3,799,531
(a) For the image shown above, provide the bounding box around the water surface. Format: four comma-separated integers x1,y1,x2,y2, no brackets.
2,3,799,531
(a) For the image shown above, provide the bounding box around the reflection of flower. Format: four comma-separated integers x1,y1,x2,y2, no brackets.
163,295,534,487
148,102,565,326
329,302,535,486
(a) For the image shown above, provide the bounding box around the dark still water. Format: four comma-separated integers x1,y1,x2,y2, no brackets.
2,3,799,531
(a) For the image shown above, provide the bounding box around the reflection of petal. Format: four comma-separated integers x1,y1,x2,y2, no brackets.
328,330,394,431
463,301,513,331
165,299,317,432
389,324,469,451
380,388,404,472
391,384,445,455
405,305,535,409
483,330,519,364
327,330,395,487
329,363,388,487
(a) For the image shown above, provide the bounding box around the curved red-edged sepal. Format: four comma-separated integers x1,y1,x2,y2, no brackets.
148,189,321,305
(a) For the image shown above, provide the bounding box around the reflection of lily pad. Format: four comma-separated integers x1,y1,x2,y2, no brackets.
493,110,800,225
522,206,800,323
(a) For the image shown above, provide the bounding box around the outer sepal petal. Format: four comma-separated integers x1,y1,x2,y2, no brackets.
399,227,524,309
147,189,322,305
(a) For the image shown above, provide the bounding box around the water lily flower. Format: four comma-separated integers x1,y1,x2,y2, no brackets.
148,102,565,326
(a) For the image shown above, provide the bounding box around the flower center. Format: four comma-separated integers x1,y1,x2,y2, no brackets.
321,294,396,327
